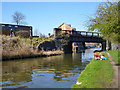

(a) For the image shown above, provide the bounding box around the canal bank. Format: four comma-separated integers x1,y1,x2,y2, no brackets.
1,48,96,88
72,51,115,88
2,35,64,61
2,50,63,61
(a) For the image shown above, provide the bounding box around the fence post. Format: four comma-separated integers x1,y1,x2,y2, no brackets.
92,32,93,37
98,33,99,37
86,32,88,36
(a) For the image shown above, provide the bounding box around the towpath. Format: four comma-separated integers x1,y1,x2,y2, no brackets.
107,52,120,89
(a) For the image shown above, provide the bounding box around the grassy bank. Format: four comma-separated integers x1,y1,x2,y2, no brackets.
19,36,54,48
107,50,120,64
2,50,63,60
2,35,63,60
72,51,113,88
2,35,32,58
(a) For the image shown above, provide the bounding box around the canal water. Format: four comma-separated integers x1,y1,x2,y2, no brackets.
1,48,99,88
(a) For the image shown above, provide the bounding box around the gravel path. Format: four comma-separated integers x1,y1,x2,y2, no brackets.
107,52,119,88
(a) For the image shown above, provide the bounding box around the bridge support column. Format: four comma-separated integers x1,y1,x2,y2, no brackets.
82,42,85,49
107,40,111,50
101,41,106,51
63,42,72,53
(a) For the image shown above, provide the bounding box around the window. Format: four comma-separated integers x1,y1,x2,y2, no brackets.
62,26,64,30
15,26,18,28
74,43,77,46
9,25,11,27
2,25,5,27
2,25,5,29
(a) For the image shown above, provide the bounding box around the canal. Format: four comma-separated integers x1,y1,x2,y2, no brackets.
1,48,100,88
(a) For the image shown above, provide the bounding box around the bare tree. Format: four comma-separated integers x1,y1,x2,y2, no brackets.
39,33,46,37
12,11,26,25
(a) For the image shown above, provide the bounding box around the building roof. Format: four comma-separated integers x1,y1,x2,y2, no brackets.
58,23,76,31
0,23,32,27
58,23,71,28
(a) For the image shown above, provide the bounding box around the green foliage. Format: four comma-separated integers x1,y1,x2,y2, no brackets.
19,36,54,48
57,33,70,46
31,37,54,47
72,51,113,88
87,1,120,44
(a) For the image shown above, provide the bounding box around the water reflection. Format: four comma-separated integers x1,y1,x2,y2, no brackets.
2,48,98,88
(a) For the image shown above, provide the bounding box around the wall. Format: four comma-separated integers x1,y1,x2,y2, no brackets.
53,28,62,38
1,24,32,37
85,42,96,46
58,23,72,30
38,40,60,51
37,39,72,53
58,23,73,35
15,31,30,38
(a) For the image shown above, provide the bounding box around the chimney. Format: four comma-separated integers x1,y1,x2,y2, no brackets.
68,24,71,27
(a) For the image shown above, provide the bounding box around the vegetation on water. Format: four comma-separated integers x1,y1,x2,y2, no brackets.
72,51,113,88
107,50,120,64
87,1,120,44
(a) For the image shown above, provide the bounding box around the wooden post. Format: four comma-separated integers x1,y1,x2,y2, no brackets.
101,41,106,51
98,33,99,37
80,32,81,35
86,32,88,36
92,32,93,37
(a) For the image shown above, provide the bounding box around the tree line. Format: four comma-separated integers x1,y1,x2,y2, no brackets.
87,1,120,44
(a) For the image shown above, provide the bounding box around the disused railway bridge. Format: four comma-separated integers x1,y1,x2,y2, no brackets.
55,30,108,53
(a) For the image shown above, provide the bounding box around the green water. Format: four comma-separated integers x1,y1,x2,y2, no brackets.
1,48,99,88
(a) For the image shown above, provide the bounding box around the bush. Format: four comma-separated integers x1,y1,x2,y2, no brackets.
2,35,31,58
15,30,30,38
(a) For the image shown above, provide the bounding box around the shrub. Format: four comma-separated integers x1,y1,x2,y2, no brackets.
15,30,30,38
2,35,31,58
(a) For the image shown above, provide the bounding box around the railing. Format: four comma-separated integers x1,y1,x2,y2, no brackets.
72,31,102,37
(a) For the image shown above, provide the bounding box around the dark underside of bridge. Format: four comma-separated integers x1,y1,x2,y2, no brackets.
61,35,106,53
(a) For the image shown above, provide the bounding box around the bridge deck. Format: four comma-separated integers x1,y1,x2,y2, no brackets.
72,31,102,37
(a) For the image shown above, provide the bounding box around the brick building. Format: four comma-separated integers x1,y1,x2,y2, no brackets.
54,23,76,37
0,23,32,37
58,23,76,35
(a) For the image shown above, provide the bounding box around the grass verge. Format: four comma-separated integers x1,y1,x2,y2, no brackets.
72,51,113,88
107,50,120,64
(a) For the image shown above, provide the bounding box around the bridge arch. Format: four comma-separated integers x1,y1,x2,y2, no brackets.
54,28,108,53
